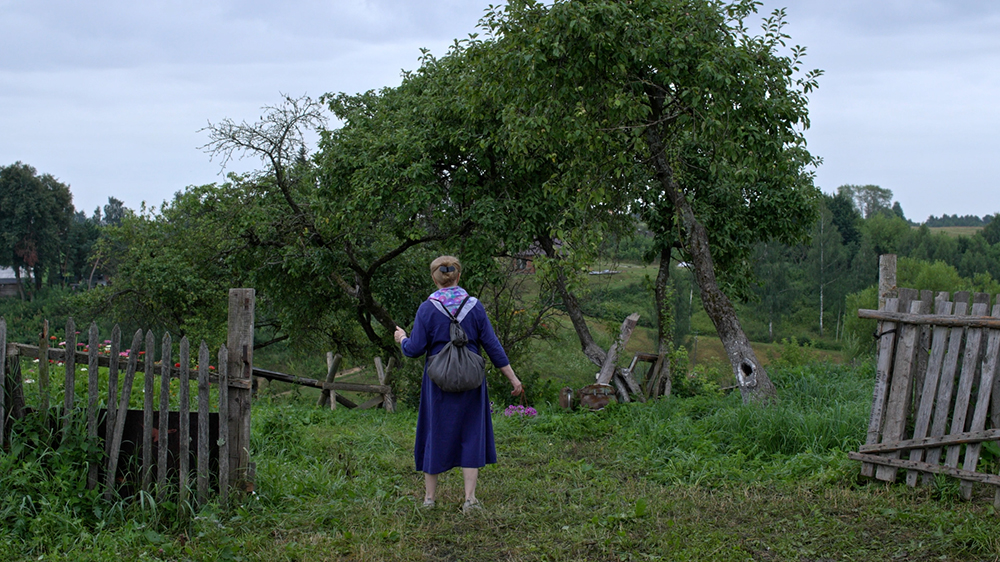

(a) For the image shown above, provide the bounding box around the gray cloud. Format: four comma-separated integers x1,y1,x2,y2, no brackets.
1,0,998,221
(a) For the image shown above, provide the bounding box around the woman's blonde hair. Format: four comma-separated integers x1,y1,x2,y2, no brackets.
430,255,461,287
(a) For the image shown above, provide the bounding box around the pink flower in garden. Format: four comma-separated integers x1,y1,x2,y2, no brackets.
502,404,538,418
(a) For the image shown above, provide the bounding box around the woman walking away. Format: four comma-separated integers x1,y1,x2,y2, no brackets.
394,255,523,513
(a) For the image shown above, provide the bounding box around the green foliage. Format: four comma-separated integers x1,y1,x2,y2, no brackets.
767,337,819,369
0,408,106,549
0,162,76,294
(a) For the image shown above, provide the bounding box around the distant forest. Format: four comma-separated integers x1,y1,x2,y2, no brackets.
923,214,994,227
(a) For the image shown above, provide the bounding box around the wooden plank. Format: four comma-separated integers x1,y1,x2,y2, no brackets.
158,333,172,496
63,317,76,433
0,317,5,449
317,352,342,409
923,295,969,476
252,366,390,393
197,342,210,506
959,301,1000,499
178,337,191,511
226,288,254,490
104,330,143,501
86,323,100,490
104,325,121,459
218,344,229,506
141,330,155,493
861,428,1000,454
857,309,1000,328
912,290,934,416
596,313,640,385
876,297,923,482
335,394,358,409
861,297,899,478
878,254,897,309
906,293,952,487
850,452,1000,487
38,320,50,416
944,301,990,472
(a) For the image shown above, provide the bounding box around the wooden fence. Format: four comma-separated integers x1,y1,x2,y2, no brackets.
849,285,1000,507
1,289,256,506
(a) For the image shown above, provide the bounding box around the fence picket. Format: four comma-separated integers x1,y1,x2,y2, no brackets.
104,325,121,459
924,294,969,472
39,320,50,416
906,293,952,487
64,318,76,433
218,344,230,506
158,333,172,496
178,337,191,511
141,330,155,493
876,297,924,482
87,322,100,490
0,317,6,448
959,301,1000,499
944,301,989,471
197,342,210,505
104,329,143,501
863,298,899,478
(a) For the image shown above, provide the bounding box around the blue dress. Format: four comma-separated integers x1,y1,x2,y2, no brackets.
400,291,510,474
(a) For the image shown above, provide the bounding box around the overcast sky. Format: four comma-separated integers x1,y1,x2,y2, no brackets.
2,0,998,223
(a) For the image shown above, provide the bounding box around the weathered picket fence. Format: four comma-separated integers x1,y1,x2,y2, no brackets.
0,289,256,506
849,276,1000,507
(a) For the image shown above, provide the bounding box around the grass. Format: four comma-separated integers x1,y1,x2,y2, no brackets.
5,361,1000,561
925,226,984,238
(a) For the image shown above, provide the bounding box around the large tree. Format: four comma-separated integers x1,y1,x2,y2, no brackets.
475,0,822,402
0,162,75,297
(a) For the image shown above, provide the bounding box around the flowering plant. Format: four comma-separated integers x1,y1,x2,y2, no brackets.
503,404,537,417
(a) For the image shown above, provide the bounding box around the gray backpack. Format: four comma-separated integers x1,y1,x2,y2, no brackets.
425,296,486,393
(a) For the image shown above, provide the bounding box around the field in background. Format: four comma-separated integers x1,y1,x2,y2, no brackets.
926,226,984,237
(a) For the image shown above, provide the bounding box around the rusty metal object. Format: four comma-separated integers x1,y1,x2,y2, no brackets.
578,384,616,411
559,386,575,410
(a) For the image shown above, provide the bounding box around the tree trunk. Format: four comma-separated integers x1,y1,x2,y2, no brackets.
644,126,776,403
652,246,674,398
13,267,25,301
537,234,607,367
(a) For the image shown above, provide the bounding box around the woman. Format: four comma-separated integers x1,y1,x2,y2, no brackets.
394,255,523,513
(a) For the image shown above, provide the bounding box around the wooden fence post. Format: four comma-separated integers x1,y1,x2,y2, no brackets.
317,352,342,410
878,254,898,310
141,330,156,493
226,289,254,490
86,323,100,490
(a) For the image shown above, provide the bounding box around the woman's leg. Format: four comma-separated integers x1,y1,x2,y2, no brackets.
424,472,438,501
462,467,478,502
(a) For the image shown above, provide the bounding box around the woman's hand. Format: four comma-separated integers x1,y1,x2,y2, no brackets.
500,365,523,396
393,326,407,345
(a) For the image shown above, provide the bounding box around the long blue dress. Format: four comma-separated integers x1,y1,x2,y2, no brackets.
400,290,510,474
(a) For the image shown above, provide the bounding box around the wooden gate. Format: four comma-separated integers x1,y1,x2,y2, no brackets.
1,289,256,506
848,287,1000,507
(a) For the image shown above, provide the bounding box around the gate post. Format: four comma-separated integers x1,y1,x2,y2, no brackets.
226,289,255,490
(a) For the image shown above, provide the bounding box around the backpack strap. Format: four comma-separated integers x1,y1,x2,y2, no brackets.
429,295,478,324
